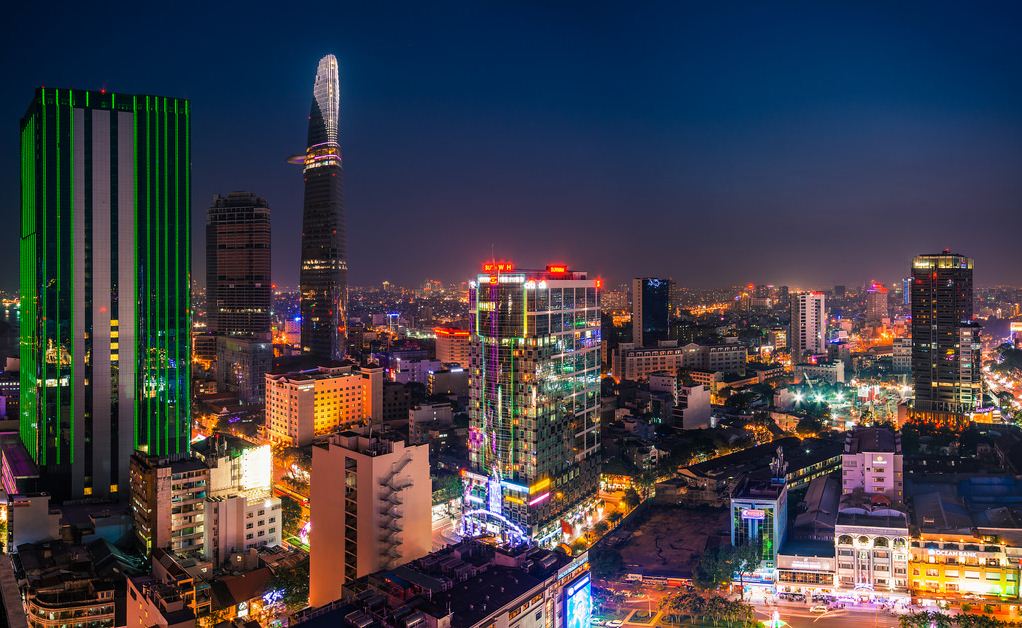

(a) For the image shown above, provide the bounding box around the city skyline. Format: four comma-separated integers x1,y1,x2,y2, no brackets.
4,3,1022,291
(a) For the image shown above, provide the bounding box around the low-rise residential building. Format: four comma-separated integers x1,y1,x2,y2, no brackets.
408,400,454,445
15,540,119,628
296,541,591,628
795,360,845,385
130,454,209,556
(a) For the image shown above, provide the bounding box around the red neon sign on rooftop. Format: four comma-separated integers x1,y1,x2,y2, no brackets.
546,264,568,274
482,261,514,273
434,327,470,338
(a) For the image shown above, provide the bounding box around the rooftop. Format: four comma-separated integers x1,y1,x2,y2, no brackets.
844,426,899,455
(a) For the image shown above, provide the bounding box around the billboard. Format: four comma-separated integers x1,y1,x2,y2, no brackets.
564,572,592,628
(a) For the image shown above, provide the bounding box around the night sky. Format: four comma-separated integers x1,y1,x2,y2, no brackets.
4,2,1022,291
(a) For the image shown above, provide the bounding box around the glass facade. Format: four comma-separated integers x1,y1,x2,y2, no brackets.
910,253,981,417
20,88,190,499
464,266,601,544
300,54,347,360
633,277,671,346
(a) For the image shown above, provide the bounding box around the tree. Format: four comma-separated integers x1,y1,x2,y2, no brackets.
795,415,823,436
608,511,623,525
280,496,302,538
593,520,610,536
693,542,761,600
570,538,589,555
589,548,624,579
622,487,641,510
267,557,310,614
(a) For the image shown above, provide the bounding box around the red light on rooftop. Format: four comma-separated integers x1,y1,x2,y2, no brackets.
546,264,568,274
595,278,603,289
434,327,470,338
482,261,514,273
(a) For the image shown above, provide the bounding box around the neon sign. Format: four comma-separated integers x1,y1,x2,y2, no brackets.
741,509,766,520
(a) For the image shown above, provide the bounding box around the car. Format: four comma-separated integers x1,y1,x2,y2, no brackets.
590,620,604,626
810,606,828,614
606,621,624,627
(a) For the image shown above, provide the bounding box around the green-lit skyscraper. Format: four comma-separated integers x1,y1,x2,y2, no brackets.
20,88,191,500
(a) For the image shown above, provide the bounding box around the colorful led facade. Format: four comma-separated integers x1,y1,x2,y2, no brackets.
20,88,190,500
299,54,347,360
462,263,602,546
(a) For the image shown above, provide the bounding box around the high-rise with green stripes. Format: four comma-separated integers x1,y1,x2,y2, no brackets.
20,88,191,500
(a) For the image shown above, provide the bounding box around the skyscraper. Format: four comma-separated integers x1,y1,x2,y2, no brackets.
910,252,982,426
20,88,190,499
206,192,271,337
206,192,272,403
789,291,826,362
631,277,671,346
865,281,889,324
299,54,347,360
463,263,601,546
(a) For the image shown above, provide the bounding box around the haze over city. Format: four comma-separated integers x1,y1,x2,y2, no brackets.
4,2,1022,289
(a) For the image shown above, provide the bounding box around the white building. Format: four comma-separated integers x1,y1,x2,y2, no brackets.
790,292,827,361
795,360,845,385
194,435,281,567
834,512,910,597
391,358,442,385
309,430,431,608
841,427,903,501
649,372,711,429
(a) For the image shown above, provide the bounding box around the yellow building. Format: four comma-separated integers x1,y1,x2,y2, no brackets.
265,364,382,447
909,535,1020,601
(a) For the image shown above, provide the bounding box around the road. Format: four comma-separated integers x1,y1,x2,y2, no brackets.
752,603,900,628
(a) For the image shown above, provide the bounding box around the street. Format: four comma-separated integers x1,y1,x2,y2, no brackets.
752,603,901,628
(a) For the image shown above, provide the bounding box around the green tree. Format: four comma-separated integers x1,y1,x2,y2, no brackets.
280,496,302,538
593,520,610,536
795,415,823,436
622,487,642,510
693,542,761,600
267,557,310,613
589,548,624,579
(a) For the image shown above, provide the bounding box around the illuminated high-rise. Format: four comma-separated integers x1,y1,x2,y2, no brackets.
20,88,191,500
299,54,347,360
865,281,888,324
631,277,671,346
789,291,826,361
463,263,602,546
910,252,982,426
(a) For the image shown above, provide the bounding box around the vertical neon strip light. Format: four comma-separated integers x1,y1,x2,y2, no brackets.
55,90,62,465
132,95,139,451
69,90,75,463
163,97,169,455
184,99,191,453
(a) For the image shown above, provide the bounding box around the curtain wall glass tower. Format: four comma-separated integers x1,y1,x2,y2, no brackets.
299,54,347,360
462,263,602,547
20,88,191,500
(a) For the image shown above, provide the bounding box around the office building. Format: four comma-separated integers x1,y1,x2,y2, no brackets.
130,453,209,556
841,426,903,500
866,281,889,324
613,341,747,382
206,192,271,336
463,263,601,546
648,372,711,429
309,430,431,607
215,336,272,404
433,327,470,366
207,192,273,404
790,292,827,361
264,364,381,447
299,54,348,360
19,88,190,500
910,252,982,427
731,473,788,569
408,400,453,445
631,277,671,346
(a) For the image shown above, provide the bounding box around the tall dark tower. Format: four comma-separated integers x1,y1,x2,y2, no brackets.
299,54,347,360
910,251,982,427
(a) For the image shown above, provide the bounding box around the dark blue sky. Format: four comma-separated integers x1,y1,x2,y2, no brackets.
4,1,1022,290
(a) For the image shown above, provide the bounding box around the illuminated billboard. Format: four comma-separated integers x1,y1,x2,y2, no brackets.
564,573,592,628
